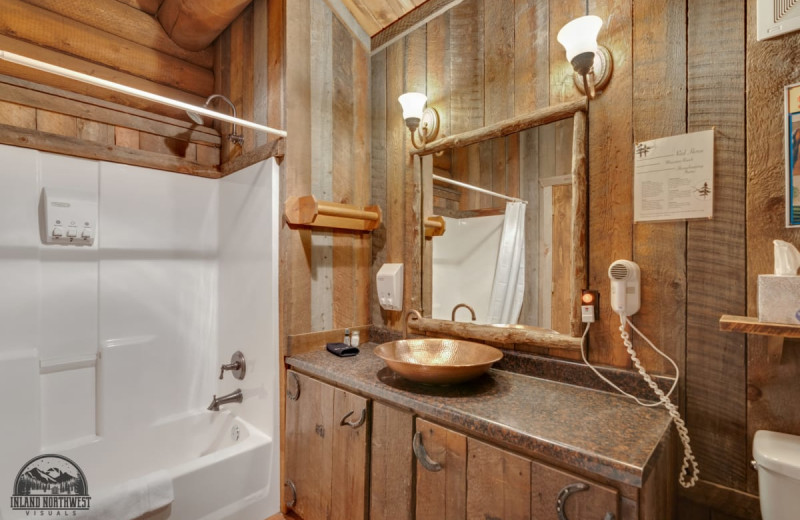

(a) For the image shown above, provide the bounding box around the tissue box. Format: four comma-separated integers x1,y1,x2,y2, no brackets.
758,275,800,325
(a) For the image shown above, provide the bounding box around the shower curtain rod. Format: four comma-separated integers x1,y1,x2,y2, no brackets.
432,174,527,204
0,50,288,138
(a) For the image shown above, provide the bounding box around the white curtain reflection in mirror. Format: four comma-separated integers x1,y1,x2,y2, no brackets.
487,202,526,324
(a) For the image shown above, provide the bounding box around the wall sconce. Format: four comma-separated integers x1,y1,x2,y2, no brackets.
557,15,613,99
398,93,439,149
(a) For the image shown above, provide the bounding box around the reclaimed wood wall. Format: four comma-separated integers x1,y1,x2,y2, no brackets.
281,0,372,338
370,0,800,517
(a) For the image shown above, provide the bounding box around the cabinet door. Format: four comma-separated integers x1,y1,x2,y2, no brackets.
415,418,468,520
370,402,414,520
331,387,369,520
466,438,532,520
285,371,369,520
530,460,619,520
285,371,334,520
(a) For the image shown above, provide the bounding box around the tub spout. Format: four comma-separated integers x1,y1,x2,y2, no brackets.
207,389,243,411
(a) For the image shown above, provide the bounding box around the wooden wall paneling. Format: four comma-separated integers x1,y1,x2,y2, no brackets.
0,123,218,177
744,0,800,496
569,112,587,339
383,39,406,329
241,5,256,155
539,184,554,328
283,0,313,336
0,35,207,121
36,110,77,137
507,133,520,199
0,80,220,148
370,48,389,328
448,0,484,134
584,0,635,368
228,12,245,163
403,26,427,318
352,38,371,327
551,183,572,336
478,140,492,208
268,0,286,133
520,126,540,328
490,138,506,208
370,402,414,520
547,0,585,105
21,0,214,69
514,0,549,115
415,418,467,520
686,0,747,491
0,99,35,129
332,14,357,329
466,438,531,519
631,0,687,377
310,0,335,332
483,0,514,125
114,127,140,149
0,0,213,97
253,0,270,148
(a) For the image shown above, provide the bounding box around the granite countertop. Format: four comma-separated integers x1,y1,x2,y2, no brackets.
286,344,672,488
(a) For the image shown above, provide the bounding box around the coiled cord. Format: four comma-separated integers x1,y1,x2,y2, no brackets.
580,316,700,488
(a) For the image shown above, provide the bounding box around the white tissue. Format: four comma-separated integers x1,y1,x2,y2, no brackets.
773,240,800,276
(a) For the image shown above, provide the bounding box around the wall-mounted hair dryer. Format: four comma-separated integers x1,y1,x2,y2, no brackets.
608,259,640,317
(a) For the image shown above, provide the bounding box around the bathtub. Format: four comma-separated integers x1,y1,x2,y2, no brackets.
60,410,273,520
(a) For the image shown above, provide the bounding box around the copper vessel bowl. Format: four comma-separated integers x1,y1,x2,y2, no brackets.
374,339,503,385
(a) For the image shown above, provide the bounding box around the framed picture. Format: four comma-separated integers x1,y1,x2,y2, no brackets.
785,83,800,227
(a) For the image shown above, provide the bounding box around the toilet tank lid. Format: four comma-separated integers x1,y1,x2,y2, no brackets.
754,430,800,480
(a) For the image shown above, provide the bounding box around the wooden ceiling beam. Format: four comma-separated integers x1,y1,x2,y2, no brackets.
114,0,164,16
1,0,214,97
157,0,253,51
21,0,214,69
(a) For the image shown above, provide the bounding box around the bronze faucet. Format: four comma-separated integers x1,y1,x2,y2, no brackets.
404,309,422,339
451,303,476,322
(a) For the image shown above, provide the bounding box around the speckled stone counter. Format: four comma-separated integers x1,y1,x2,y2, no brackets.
286,343,672,488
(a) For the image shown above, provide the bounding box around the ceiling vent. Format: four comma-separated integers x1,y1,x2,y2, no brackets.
758,0,800,40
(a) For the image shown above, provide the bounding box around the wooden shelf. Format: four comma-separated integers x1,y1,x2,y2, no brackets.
284,195,381,232
719,315,800,337
719,315,800,363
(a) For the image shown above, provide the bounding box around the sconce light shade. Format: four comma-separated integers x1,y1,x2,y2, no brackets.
557,15,602,67
398,93,427,130
557,15,612,99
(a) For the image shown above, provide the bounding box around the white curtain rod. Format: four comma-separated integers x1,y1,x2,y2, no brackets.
433,174,526,204
0,50,287,138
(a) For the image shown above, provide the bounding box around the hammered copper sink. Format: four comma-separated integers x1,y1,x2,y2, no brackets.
374,338,503,385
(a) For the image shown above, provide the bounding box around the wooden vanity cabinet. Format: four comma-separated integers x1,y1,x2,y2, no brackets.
285,370,369,520
413,418,620,520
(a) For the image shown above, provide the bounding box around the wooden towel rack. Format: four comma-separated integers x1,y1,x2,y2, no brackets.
424,216,446,237
284,195,382,231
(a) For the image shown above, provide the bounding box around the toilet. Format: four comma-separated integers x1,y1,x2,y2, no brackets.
753,430,800,520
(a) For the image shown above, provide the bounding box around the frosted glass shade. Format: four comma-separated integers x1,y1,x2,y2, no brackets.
557,15,603,62
398,93,427,122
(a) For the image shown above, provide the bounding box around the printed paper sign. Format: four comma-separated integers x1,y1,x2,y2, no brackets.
633,129,714,222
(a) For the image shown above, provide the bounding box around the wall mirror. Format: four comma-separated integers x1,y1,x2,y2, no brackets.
413,103,587,349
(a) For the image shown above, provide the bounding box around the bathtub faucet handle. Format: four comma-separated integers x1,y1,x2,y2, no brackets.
219,351,246,380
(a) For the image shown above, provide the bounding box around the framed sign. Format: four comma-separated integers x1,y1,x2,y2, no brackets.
785,83,800,227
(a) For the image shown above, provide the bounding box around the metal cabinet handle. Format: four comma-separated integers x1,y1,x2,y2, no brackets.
340,409,366,428
284,479,297,508
287,372,300,401
413,431,442,472
556,482,588,520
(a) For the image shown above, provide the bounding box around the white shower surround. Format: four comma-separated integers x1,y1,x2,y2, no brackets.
0,145,280,519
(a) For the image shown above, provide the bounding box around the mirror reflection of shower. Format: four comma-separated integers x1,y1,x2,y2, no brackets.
187,94,244,147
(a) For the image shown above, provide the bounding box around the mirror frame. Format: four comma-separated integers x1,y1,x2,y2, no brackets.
412,99,588,349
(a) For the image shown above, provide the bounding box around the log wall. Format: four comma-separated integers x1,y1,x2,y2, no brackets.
370,0,800,517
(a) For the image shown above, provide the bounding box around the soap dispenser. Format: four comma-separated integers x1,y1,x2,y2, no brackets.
758,240,800,325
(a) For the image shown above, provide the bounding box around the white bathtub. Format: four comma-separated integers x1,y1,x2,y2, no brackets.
61,410,273,520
